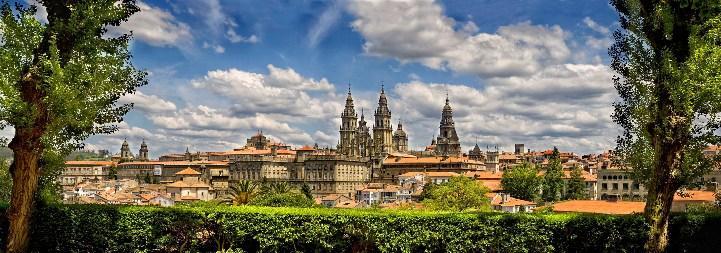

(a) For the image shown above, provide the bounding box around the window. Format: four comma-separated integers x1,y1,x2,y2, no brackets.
602,183,608,190
633,183,640,190
612,183,618,190
623,183,629,190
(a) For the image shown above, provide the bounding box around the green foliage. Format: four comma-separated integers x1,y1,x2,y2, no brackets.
502,162,542,201
300,182,312,200
249,192,315,208
0,204,719,252
542,147,564,203
224,181,258,205
422,176,490,211
0,1,147,153
0,158,10,203
565,165,586,200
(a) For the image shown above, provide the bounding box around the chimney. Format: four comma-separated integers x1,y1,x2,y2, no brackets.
501,193,509,203
271,145,277,156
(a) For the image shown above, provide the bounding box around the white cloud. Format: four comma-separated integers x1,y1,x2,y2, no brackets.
190,65,338,118
202,42,226,53
307,0,345,47
583,17,610,34
392,64,617,153
348,0,570,77
118,91,177,113
108,1,192,48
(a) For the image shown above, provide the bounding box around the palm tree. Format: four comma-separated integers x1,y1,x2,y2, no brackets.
225,180,258,205
269,181,292,194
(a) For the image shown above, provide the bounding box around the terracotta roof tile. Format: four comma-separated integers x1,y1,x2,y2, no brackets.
552,200,644,214
175,168,201,175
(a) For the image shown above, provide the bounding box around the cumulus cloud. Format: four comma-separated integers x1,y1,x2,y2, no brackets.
348,0,570,77
107,1,192,48
191,64,338,118
392,64,616,153
118,91,177,113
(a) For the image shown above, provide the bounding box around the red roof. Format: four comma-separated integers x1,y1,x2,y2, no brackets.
552,200,645,214
175,168,201,175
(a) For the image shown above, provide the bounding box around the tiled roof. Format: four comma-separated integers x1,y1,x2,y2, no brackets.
486,193,535,207
552,200,645,214
398,171,460,178
674,190,716,202
465,171,503,180
222,149,296,155
65,160,116,166
480,180,502,191
166,180,211,188
383,156,484,165
175,168,201,175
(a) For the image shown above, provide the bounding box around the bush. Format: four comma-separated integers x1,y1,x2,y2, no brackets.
0,204,720,252
249,192,315,208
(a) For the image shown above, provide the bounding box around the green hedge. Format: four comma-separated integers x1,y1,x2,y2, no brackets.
0,204,720,252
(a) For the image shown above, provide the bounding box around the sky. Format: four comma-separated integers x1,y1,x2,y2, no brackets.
20,0,622,158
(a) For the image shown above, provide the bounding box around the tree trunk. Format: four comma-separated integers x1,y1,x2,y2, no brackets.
5,132,42,253
644,178,676,253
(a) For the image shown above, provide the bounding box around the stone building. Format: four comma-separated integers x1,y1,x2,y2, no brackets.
373,86,394,156
392,121,408,153
138,139,149,161
59,161,116,189
229,152,370,197
435,96,461,156
339,88,359,156
377,154,485,183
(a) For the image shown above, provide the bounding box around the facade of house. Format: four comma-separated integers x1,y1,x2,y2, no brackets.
166,168,214,202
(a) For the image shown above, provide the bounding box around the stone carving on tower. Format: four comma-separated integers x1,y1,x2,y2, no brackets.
138,139,149,161
357,109,373,157
120,138,133,161
392,120,408,153
373,85,393,156
339,87,359,156
435,95,461,156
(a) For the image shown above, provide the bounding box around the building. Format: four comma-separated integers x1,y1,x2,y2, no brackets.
166,168,214,202
597,168,646,201
378,155,484,183
434,96,461,156
138,139,149,161
60,161,116,188
392,121,408,153
229,150,371,197
671,190,717,212
487,193,536,213
514,144,525,155
373,86,394,156
339,87,359,157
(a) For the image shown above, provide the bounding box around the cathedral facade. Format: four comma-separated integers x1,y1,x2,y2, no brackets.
338,86,408,159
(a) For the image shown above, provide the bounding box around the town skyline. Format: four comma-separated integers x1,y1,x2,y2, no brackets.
5,0,620,156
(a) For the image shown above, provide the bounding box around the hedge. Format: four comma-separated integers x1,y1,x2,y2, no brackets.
0,204,719,252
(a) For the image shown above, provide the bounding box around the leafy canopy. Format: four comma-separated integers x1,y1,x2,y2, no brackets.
421,176,490,211
501,162,542,201
0,1,146,155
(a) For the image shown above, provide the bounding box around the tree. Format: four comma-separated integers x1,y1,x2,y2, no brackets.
565,165,586,200
301,182,313,199
609,1,721,251
225,180,258,205
501,162,542,201
0,2,146,252
542,147,564,203
421,176,490,211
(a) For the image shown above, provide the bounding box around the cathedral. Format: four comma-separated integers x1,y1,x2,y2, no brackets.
338,85,407,158
115,138,150,162
337,85,462,158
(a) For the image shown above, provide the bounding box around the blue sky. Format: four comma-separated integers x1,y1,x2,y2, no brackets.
24,0,622,157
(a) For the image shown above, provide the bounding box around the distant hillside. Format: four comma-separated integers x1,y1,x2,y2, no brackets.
65,150,110,161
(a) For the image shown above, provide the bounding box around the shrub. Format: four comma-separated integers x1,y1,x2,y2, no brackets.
0,204,719,252
249,192,315,208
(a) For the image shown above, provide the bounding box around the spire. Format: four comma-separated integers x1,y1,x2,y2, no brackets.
397,119,403,131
